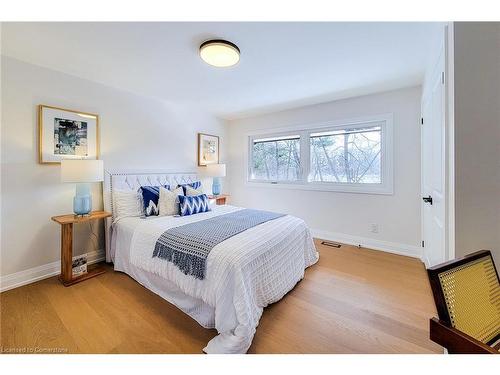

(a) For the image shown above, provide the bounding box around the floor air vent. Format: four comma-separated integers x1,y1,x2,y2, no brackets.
321,241,341,248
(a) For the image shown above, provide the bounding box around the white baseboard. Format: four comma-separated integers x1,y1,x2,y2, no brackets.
311,229,423,260
0,250,105,292
422,252,431,268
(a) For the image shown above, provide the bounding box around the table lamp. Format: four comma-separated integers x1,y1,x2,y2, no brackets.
61,159,104,216
205,163,226,196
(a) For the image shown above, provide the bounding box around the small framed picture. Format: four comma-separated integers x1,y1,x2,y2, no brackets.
38,105,99,164
198,133,219,166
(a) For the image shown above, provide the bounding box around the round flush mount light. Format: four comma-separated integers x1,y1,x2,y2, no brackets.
199,39,240,67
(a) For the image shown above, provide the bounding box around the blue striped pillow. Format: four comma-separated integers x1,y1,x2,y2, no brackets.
178,181,202,195
178,194,210,216
139,185,169,216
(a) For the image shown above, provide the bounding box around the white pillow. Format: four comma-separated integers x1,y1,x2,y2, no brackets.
186,185,204,196
159,186,184,216
113,189,143,221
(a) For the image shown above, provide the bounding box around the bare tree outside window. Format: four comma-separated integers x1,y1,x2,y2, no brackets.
251,136,301,181
248,120,389,193
310,126,381,183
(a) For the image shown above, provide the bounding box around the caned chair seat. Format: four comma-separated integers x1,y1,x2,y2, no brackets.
428,250,500,354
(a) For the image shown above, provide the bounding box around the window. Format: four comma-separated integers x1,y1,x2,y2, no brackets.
309,126,381,184
247,115,393,194
250,135,301,182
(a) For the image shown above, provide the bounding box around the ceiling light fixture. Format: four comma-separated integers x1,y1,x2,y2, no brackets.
199,39,240,67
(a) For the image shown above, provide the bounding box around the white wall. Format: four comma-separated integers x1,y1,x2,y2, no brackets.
0,56,226,280
453,22,500,264
227,86,422,257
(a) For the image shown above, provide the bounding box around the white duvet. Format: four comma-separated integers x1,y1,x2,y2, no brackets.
124,205,318,353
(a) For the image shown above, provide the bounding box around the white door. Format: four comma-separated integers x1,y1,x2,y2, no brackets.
421,49,447,267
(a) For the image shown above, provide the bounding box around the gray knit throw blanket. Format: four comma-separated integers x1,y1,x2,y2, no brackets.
152,209,285,280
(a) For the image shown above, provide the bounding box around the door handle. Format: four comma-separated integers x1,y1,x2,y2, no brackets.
422,196,433,205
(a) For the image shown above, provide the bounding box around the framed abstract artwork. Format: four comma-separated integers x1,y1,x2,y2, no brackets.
198,133,219,166
38,105,99,164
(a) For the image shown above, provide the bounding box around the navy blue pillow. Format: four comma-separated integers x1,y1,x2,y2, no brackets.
139,185,169,216
178,194,210,216
178,181,202,195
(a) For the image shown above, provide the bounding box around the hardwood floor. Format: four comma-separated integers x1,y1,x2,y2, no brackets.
0,240,442,354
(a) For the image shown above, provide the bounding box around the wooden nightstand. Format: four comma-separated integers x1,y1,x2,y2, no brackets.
51,210,111,286
208,194,229,205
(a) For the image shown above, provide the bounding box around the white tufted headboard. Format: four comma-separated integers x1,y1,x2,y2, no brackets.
103,169,198,262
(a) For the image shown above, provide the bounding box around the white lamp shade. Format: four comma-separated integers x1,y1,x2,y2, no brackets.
205,163,226,177
61,159,104,183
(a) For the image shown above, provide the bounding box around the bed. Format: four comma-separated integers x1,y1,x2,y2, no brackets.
104,170,319,353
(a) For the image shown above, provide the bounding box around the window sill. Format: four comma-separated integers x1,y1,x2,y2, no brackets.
245,180,394,195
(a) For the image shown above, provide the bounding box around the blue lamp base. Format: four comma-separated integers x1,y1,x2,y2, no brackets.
212,177,221,196
73,183,92,216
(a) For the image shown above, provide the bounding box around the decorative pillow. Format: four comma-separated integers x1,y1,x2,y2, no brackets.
113,189,143,221
185,185,204,196
158,186,184,216
139,185,169,217
178,194,210,216
178,181,202,195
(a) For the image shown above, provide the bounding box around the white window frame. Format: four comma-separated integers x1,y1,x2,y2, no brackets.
245,113,394,195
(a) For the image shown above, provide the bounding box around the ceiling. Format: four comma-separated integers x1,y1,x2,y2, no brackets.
1,22,442,119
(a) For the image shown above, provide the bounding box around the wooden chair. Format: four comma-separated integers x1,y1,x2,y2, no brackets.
427,250,500,354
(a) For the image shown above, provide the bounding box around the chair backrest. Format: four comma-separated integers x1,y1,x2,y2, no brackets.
427,250,500,346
